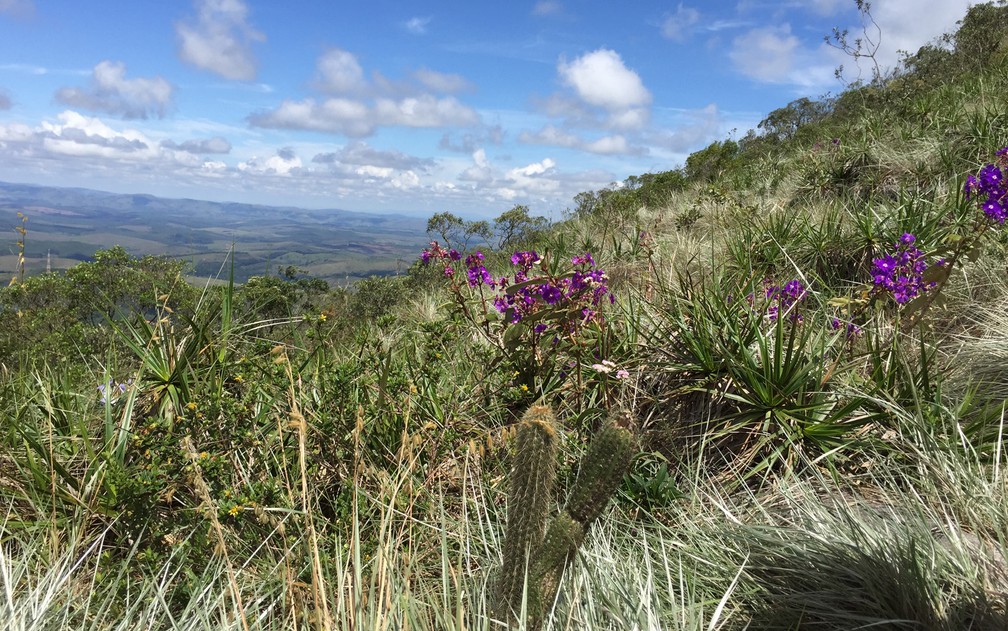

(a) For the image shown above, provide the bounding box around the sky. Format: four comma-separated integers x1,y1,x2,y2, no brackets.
0,0,977,218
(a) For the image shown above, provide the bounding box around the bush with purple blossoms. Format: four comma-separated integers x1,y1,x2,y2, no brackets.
964,147,1008,224
870,233,940,305
420,242,614,397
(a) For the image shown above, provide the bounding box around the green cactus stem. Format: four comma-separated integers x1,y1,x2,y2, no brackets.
564,415,637,530
493,405,637,630
495,405,559,624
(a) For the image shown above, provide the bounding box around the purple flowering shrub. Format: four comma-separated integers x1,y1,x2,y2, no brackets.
870,233,942,305
420,242,614,396
964,147,1008,224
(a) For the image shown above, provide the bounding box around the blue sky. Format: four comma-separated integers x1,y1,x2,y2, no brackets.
0,0,975,218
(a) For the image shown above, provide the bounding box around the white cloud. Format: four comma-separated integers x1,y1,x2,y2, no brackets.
558,49,651,113
532,1,562,16
55,61,173,119
314,49,366,94
161,136,232,154
311,141,435,171
403,16,431,35
176,0,264,81
252,49,479,137
250,94,478,137
868,0,973,70
653,103,723,152
661,4,701,42
729,24,800,83
35,111,157,160
238,146,301,175
412,68,472,94
459,148,493,183
518,125,647,156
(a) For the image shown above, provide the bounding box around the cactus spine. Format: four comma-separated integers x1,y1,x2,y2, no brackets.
494,406,637,629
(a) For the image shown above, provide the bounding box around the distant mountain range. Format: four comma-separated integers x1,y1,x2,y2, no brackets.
0,181,431,284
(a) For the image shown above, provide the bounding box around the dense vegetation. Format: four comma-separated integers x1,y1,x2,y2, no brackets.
3,3,1008,629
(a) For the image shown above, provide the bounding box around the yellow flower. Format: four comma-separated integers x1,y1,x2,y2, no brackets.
234,374,244,384
186,401,197,411
519,384,529,392
319,313,327,322
228,505,240,517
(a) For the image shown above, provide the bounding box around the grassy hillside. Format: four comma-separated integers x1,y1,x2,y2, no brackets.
2,3,1008,629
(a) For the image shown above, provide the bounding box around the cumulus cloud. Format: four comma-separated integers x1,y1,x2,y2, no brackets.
729,24,800,83
176,0,264,81
314,48,366,94
311,141,435,171
250,94,478,137
252,48,480,137
559,49,651,113
161,136,232,154
55,61,173,119
403,16,431,35
459,148,494,183
661,4,701,42
238,146,302,175
519,125,647,156
29,111,158,160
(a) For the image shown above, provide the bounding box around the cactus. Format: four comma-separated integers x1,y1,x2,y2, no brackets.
494,405,559,623
493,406,637,629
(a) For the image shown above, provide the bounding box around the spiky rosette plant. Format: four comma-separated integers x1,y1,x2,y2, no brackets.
493,405,637,629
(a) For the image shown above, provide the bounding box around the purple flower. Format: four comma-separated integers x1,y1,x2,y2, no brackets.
540,284,564,305
965,175,980,200
979,164,1003,191
983,197,1007,223
872,234,932,305
448,249,462,261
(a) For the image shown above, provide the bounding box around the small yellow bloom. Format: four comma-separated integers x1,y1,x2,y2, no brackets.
228,505,240,517
186,401,197,411
519,384,529,392
319,313,327,322
234,374,243,384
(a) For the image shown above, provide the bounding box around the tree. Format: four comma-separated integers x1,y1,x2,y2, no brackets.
493,205,549,251
758,97,833,142
426,212,492,250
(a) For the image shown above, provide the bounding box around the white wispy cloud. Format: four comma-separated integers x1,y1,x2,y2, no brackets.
403,16,431,35
176,0,265,81
729,24,801,84
661,4,701,42
411,68,473,94
531,1,562,16
55,61,174,119
0,0,33,16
